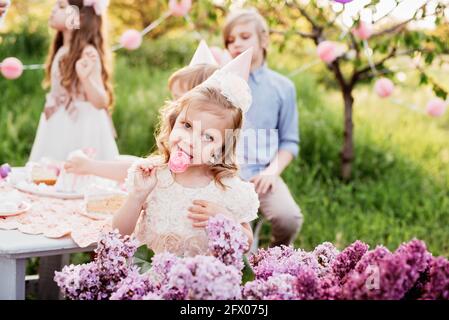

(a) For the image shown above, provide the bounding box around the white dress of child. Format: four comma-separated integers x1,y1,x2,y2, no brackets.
29,46,119,162
126,157,260,257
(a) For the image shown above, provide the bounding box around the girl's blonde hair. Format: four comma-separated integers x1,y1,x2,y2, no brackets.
153,86,243,189
44,0,114,110
168,64,219,94
223,8,269,59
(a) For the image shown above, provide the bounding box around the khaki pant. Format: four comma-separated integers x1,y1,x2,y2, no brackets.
257,177,303,247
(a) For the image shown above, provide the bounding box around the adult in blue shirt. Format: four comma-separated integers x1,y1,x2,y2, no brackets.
223,8,303,246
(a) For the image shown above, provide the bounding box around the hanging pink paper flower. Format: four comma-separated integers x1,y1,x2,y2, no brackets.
317,41,341,64
352,21,373,40
120,29,143,51
169,0,192,17
426,98,447,117
0,57,24,80
210,47,232,66
374,78,395,98
334,0,354,3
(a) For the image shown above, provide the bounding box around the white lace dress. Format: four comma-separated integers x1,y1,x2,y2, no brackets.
29,46,119,162
125,157,260,257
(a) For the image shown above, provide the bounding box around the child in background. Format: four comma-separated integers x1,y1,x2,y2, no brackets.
64,41,219,183
0,0,10,25
223,8,303,247
29,0,118,162
113,50,260,257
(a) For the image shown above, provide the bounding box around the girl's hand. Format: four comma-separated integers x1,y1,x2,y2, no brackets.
187,200,231,228
130,161,158,200
75,47,99,80
64,156,92,175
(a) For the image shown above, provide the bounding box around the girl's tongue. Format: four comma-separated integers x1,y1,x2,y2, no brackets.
168,148,191,173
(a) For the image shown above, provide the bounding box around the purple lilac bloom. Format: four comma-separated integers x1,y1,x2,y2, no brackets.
206,214,249,272
294,267,323,300
160,255,242,300
421,256,449,300
148,252,179,291
331,240,369,284
313,242,339,277
340,240,433,300
54,262,100,300
249,245,320,280
242,274,299,300
110,267,154,300
54,230,138,300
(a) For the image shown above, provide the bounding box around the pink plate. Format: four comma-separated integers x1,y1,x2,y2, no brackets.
0,202,31,217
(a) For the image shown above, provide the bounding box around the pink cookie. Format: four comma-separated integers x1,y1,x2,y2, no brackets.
168,150,190,173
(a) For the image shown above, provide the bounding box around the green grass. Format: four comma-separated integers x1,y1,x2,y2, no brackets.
1,34,449,263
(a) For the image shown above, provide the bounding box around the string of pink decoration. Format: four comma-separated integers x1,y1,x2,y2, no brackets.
0,0,447,117
0,0,192,78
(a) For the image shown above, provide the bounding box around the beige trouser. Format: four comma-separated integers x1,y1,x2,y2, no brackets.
257,176,303,247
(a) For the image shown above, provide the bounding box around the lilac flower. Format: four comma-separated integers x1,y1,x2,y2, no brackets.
54,230,138,300
249,245,320,280
242,274,299,300
313,242,339,277
55,227,447,301
294,267,323,300
421,257,449,300
160,255,242,300
340,240,432,300
148,252,179,291
395,239,432,295
54,262,99,300
206,214,249,272
331,240,369,284
110,267,154,300
142,292,163,300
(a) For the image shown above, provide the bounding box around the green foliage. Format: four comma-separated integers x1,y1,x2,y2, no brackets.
133,246,155,273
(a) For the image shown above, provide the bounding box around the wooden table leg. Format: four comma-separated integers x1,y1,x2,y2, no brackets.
38,254,70,300
0,256,26,300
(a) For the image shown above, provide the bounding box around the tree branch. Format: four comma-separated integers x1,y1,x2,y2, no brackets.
288,0,323,39
370,18,413,39
270,28,317,40
370,1,434,39
351,47,398,85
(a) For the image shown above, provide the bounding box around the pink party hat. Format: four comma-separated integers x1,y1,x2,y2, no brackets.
219,47,253,81
189,40,219,66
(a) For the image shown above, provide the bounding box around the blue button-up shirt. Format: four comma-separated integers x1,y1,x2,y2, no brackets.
237,65,300,181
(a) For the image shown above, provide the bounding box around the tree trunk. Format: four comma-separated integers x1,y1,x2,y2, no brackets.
341,88,354,181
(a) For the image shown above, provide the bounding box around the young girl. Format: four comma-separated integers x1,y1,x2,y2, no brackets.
29,0,118,162
63,41,219,183
113,49,260,257
223,8,303,247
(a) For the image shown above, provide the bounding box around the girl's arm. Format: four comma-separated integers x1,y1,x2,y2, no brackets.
112,193,147,236
241,222,254,253
75,46,109,109
112,160,159,236
65,157,135,182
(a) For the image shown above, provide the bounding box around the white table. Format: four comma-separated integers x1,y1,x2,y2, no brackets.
0,229,95,300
